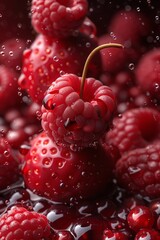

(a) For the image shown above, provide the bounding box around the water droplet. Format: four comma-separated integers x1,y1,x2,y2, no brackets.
86,42,91,48
53,56,59,62
9,51,13,57
4,150,10,157
42,94,56,110
128,63,135,70
42,157,53,167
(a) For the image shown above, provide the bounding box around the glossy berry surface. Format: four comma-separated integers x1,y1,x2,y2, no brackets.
106,107,160,154
0,206,52,240
134,229,160,240
0,137,20,190
116,143,160,197
41,73,116,149
136,48,160,101
23,132,114,202
19,33,102,104
31,0,88,38
127,206,154,232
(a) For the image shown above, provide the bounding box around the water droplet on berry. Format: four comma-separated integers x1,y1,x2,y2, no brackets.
53,56,59,62
19,144,31,155
9,51,13,56
42,157,53,168
43,94,56,110
86,42,91,48
60,70,65,76
128,63,135,70
3,150,10,157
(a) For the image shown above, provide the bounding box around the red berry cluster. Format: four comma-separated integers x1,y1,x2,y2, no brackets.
0,0,160,239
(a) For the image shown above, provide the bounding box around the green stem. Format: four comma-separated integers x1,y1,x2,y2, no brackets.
80,43,124,99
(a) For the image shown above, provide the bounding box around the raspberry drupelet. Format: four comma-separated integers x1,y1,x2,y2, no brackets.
31,0,88,38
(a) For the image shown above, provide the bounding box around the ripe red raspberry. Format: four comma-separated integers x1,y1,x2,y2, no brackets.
108,9,151,45
0,65,20,112
0,206,51,240
0,137,20,190
106,108,160,154
98,34,128,73
31,0,88,38
41,74,116,149
115,143,160,198
23,132,114,203
0,38,29,72
18,33,102,104
135,48,160,101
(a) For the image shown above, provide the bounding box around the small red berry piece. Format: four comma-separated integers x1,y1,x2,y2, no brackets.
0,206,52,240
0,137,19,190
23,132,114,202
41,74,116,148
19,33,102,104
31,0,88,38
135,48,160,101
106,108,160,154
134,229,160,240
127,206,154,232
116,143,160,198
103,229,129,240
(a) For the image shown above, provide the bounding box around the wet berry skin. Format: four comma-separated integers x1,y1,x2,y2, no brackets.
134,229,160,240
115,143,160,198
31,0,88,38
19,33,102,104
23,132,114,203
127,206,155,232
0,206,52,240
41,73,116,149
0,137,20,190
106,107,160,154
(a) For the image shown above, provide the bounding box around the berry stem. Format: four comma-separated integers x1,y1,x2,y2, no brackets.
80,43,124,98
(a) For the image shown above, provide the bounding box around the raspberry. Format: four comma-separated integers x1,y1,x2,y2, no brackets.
0,137,20,190
0,38,29,72
0,206,51,240
31,0,88,38
19,33,102,104
135,48,160,101
98,34,128,73
106,108,160,154
41,73,116,149
0,65,19,112
108,9,151,44
115,143,160,198
23,131,114,202
127,205,154,232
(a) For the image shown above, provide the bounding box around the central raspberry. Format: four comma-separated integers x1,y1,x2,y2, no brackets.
41,73,116,149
